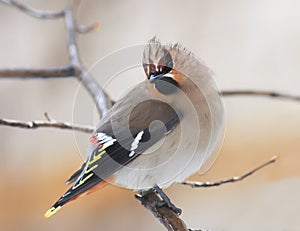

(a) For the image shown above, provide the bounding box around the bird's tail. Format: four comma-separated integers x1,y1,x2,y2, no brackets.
44,173,107,218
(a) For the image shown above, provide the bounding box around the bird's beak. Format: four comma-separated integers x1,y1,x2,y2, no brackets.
149,74,164,83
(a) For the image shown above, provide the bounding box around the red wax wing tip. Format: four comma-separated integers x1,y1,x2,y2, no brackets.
97,143,104,149
89,135,98,143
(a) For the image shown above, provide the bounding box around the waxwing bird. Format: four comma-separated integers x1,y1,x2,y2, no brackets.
44,37,224,218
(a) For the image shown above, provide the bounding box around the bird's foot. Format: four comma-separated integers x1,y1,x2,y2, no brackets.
136,185,182,215
151,197,182,215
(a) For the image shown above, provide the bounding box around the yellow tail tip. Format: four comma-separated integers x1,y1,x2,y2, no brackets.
44,206,62,218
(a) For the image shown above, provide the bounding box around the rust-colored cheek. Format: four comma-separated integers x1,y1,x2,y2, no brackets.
170,69,184,85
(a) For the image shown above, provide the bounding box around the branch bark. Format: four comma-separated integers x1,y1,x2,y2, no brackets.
0,65,74,78
0,118,94,133
135,191,189,231
0,0,64,19
221,90,300,102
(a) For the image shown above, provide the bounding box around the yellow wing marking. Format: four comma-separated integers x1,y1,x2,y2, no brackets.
44,206,62,218
84,164,98,174
88,150,106,165
72,173,94,190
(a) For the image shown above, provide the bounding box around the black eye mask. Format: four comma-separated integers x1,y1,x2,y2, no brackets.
154,77,179,95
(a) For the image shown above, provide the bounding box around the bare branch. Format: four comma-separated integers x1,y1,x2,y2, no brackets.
0,65,74,78
135,191,189,231
0,0,112,118
64,4,111,118
221,90,300,102
180,156,277,188
76,22,100,34
0,118,94,133
0,0,64,19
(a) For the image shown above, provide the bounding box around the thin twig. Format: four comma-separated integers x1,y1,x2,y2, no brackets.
135,190,189,231
180,155,277,188
0,0,64,19
221,90,300,102
0,65,74,78
0,118,94,133
76,22,100,33
44,112,54,122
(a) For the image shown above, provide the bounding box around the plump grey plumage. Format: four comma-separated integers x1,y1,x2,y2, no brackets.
45,37,225,218
113,37,225,190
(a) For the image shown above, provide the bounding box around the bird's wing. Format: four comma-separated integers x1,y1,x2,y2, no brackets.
65,163,85,184
44,99,181,218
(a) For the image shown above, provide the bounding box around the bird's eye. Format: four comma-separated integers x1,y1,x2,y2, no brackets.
159,65,172,74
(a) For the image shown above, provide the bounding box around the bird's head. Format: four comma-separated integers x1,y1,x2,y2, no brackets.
142,37,187,95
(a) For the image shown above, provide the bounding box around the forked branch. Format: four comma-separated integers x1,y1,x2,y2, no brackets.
0,0,111,118
135,155,277,231
63,4,111,117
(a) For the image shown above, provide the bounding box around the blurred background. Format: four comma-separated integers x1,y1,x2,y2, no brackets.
0,0,300,230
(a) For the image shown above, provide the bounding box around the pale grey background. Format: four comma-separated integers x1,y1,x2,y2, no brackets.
0,0,299,230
